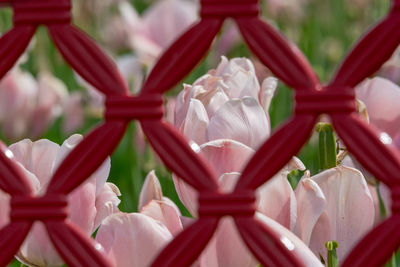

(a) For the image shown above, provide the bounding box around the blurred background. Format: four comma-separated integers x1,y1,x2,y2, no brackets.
0,0,393,246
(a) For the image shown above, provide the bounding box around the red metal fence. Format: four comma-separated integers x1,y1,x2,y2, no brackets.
0,0,399,266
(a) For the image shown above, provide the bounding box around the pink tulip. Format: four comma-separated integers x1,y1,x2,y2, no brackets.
172,57,325,265
0,135,121,266
175,56,276,149
356,77,400,140
97,170,322,266
337,77,400,225
0,69,68,141
96,212,173,267
348,77,400,221
294,166,374,262
119,0,198,65
96,170,219,266
172,138,315,266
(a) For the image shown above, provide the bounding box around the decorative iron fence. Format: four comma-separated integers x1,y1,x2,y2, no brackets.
0,0,399,266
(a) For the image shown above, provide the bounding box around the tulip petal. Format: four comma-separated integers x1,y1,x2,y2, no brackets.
9,139,60,188
294,175,326,245
256,157,305,230
218,172,241,193
93,182,121,231
356,77,400,138
172,173,198,217
68,181,97,235
90,156,111,197
200,139,254,177
138,170,163,211
214,217,258,267
195,85,229,119
96,213,172,267
142,0,198,50
182,98,209,145
367,184,381,225
309,166,374,261
259,77,277,114
215,56,256,78
255,213,324,267
257,172,297,230
207,97,270,149
141,200,183,236
53,134,83,172
173,140,254,216
224,69,259,100
18,222,63,267
53,134,111,196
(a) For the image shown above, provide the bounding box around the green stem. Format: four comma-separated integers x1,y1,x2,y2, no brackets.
316,123,337,171
325,241,339,267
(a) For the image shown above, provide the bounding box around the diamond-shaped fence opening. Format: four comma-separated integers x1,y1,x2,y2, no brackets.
0,0,399,266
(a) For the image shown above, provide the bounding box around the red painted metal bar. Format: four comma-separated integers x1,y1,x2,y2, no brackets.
0,0,397,266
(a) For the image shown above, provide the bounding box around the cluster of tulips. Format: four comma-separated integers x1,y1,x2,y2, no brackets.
0,56,399,267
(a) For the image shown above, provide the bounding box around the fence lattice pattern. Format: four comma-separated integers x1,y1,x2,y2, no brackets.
0,0,399,266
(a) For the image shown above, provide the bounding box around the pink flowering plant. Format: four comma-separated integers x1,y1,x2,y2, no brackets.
0,0,398,267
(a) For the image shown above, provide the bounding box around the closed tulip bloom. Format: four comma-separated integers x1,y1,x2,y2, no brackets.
356,77,400,140
0,134,121,267
175,56,276,149
119,0,198,64
0,69,67,141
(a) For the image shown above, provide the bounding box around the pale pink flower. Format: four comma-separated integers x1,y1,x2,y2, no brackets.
175,56,276,149
119,0,198,64
356,77,400,140
294,167,374,262
96,171,214,266
97,171,322,266
174,141,374,263
339,77,400,222
172,57,327,265
0,69,67,141
173,56,375,264
0,134,120,266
